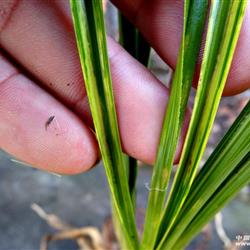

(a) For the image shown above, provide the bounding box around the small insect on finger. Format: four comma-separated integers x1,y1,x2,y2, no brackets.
45,116,55,130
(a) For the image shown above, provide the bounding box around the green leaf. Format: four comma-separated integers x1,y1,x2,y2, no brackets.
140,1,208,249
176,152,250,249
157,100,250,249
157,1,247,248
70,1,139,249
119,13,151,208
119,13,151,66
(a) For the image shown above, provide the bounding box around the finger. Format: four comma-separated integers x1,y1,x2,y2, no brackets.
112,0,250,95
0,0,188,165
0,54,98,174
0,0,85,111
106,38,190,164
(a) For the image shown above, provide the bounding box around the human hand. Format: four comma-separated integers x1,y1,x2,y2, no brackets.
0,0,249,174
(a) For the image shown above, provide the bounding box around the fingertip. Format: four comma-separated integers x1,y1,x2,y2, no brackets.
51,128,99,175
0,69,99,175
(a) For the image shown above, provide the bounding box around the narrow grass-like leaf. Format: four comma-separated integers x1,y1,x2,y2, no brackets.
140,1,208,249
140,8,186,250
70,1,138,249
157,100,250,249
119,13,151,66
119,13,137,57
127,156,138,206
157,1,247,248
119,13,151,206
175,152,250,249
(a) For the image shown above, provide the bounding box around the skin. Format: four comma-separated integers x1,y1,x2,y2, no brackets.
0,0,249,174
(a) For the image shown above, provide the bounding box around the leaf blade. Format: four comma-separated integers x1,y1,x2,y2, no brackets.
70,1,139,248
159,100,250,249
176,152,250,249
140,1,208,249
157,1,247,248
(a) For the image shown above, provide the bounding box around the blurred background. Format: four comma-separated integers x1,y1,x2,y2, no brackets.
0,1,249,250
